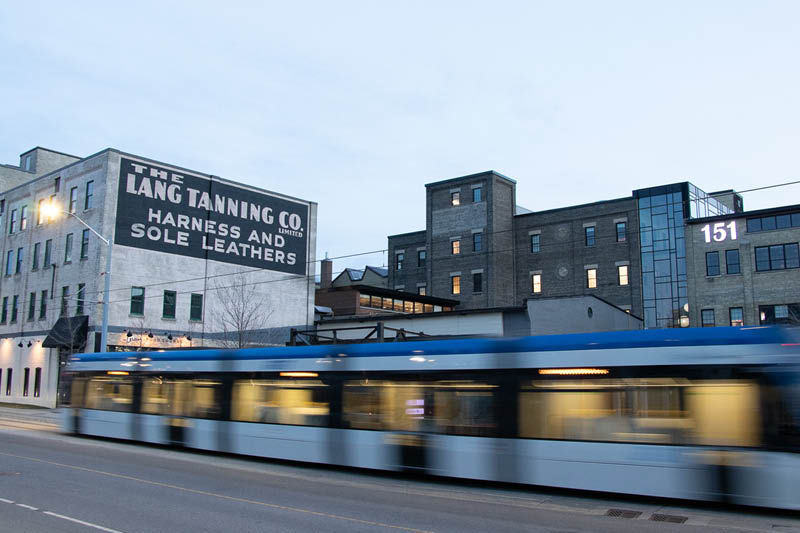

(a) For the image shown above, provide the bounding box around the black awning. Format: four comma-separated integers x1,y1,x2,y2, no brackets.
42,315,89,349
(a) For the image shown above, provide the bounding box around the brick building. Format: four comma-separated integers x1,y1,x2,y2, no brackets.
388,172,744,329
0,147,317,407
686,205,800,327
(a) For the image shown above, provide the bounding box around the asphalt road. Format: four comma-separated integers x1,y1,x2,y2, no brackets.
1,408,800,533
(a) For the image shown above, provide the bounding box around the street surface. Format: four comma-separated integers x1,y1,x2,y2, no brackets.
1,406,800,533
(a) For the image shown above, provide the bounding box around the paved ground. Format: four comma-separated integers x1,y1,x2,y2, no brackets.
1,406,800,532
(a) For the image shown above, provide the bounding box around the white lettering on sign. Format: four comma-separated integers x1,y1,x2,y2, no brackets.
700,221,737,243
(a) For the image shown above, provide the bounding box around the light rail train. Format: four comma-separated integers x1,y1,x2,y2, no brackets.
62,327,800,509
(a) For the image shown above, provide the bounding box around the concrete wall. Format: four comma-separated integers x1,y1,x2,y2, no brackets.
317,311,507,340
527,296,642,335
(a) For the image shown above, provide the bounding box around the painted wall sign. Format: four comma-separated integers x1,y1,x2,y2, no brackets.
115,158,309,275
700,221,737,243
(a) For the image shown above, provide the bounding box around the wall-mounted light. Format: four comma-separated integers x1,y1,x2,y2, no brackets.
166,333,173,340
126,330,133,338
147,331,154,338
27,341,32,347
17,341,23,348
185,334,192,341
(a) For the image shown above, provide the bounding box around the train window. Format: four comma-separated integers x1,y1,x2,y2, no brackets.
519,378,692,444
231,379,328,426
343,381,390,430
433,381,497,436
685,381,761,447
762,374,800,450
519,377,761,447
85,376,134,412
189,380,223,419
70,377,87,407
141,377,192,417
343,380,498,435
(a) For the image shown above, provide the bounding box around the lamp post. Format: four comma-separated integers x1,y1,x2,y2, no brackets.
43,204,113,352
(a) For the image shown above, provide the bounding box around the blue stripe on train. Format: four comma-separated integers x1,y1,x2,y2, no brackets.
69,326,795,364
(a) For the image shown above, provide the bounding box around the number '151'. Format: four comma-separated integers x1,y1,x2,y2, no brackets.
700,221,737,243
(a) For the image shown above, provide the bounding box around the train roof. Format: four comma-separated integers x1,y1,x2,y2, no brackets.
70,326,800,364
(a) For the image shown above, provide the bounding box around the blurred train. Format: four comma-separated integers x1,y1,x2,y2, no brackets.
62,326,800,509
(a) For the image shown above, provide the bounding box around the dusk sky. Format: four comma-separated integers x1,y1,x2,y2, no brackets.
2,1,798,276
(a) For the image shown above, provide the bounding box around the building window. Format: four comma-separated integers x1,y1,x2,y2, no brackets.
39,291,47,320
701,309,715,327
5,369,11,396
69,187,78,213
747,213,800,232
20,206,27,230
27,292,35,321
473,272,482,293
1,296,7,323
530,234,540,253
44,239,52,267
9,208,17,233
24,155,32,171
418,286,426,296
759,303,800,325
531,273,542,294
584,226,595,247
417,250,426,268
54,177,61,193
451,240,460,255
190,293,203,321
80,229,89,259
60,286,70,316
130,287,145,315
706,251,720,276
76,284,86,315
473,232,482,252
395,253,404,271
586,268,597,288
472,187,482,203
451,275,461,295
616,222,627,242
618,265,629,286
451,192,460,206
64,233,74,263
11,295,19,322
726,249,740,274
15,247,23,274
33,368,41,398
23,368,29,397
4,250,11,276
37,199,45,225
755,244,800,271
32,242,40,270
85,181,94,210
730,307,744,326
163,290,176,319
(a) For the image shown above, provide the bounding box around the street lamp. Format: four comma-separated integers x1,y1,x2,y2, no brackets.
42,203,113,352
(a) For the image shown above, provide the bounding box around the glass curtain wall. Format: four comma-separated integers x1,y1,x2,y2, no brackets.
636,183,732,328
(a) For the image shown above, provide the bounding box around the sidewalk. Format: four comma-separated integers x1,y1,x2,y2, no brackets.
0,405,61,427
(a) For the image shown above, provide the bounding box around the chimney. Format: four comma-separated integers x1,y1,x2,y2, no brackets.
321,259,333,289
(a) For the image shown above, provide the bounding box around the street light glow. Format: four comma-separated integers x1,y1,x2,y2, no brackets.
41,201,61,220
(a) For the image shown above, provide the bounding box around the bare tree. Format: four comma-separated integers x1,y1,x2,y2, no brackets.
212,271,281,348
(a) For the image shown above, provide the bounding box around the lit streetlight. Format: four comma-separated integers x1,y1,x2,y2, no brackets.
42,202,112,352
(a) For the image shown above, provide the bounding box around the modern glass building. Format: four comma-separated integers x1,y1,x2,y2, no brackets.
633,183,736,328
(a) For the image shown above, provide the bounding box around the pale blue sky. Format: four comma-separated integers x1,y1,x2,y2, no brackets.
2,1,798,274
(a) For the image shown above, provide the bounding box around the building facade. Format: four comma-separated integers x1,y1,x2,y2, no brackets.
388,172,744,329
0,147,317,406
686,205,800,327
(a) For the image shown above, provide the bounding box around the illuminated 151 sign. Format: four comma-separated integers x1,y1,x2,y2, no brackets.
700,221,737,243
